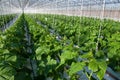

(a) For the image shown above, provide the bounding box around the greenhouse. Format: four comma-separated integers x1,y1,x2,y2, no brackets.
0,0,120,80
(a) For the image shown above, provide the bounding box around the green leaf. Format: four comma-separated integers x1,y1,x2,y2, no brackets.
0,44,4,48
88,59,98,72
56,50,77,69
5,55,16,62
35,47,42,55
47,56,57,65
97,69,105,80
81,52,93,59
98,61,107,71
96,61,107,80
88,60,107,79
61,51,77,60
0,66,15,80
60,50,77,65
69,62,85,76
36,46,50,55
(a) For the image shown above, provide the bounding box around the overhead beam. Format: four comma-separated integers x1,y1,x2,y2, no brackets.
29,0,120,10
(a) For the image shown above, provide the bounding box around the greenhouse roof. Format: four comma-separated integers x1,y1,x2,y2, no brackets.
0,0,120,14
0,0,120,9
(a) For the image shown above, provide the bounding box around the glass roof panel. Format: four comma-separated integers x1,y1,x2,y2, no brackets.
0,0,120,14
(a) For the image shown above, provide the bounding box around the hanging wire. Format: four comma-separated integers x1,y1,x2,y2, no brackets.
89,0,91,17
51,2,54,34
67,0,69,16
0,2,1,26
0,1,1,15
95,0,106,54
35,0,37,18
118,9,120,21
2,2,5,31
5,1,8,29
9,0,11,15
78,0,83,46
72,1,75,28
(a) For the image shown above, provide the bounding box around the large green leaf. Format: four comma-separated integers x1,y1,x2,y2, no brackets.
81,52,93,59
56,50,77,69
36,46,50,55
61,51,77,60
98,61,107,71
97,69,105,80
0,66,16,80
88,59,107,79
69,62,85,76
88,59,98,72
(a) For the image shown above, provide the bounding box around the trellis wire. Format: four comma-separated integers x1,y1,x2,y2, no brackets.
95,0,106,54
78,0,83,46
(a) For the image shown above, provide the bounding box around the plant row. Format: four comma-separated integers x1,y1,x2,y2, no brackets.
0,14,16,28
0,14,33,80
25,14,108,80
0,13,119,80
32,14,120,72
